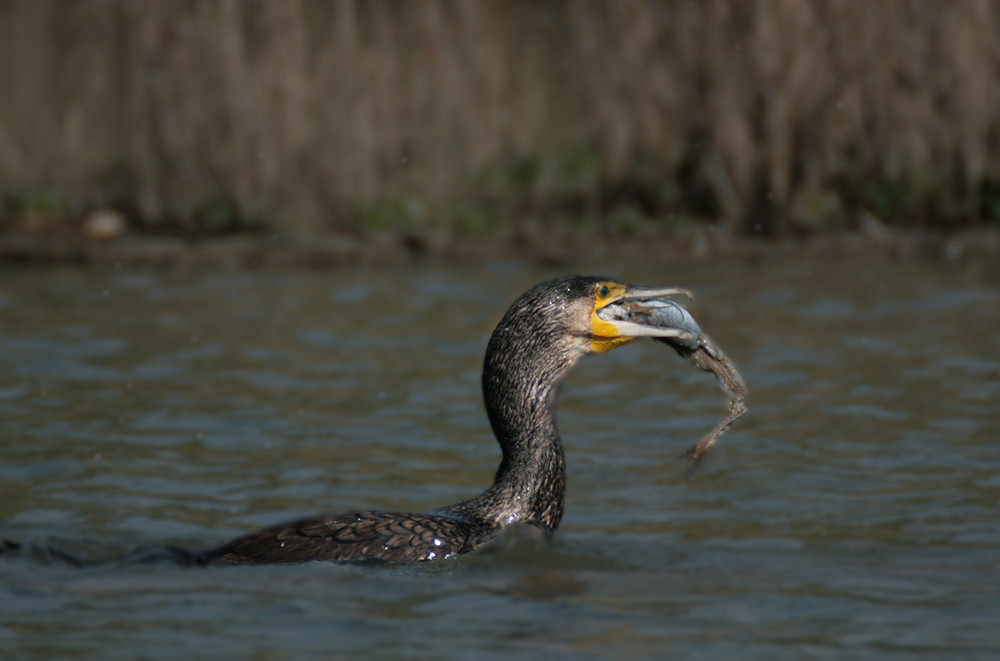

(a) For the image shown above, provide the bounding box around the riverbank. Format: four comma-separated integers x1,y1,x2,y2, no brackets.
1,225,997,270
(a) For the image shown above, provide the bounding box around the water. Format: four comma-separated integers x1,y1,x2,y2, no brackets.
1,256,998,659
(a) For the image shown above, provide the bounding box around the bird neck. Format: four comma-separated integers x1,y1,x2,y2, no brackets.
463,317,586,530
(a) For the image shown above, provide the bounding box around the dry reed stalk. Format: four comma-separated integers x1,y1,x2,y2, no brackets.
0,1,998,236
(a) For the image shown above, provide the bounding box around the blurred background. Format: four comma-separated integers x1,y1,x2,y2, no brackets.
1,0,999,263
3,4,1000,658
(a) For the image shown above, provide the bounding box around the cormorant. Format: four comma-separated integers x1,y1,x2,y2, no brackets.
202,275,709,565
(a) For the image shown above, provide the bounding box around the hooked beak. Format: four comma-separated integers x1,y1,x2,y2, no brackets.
597,285,697,339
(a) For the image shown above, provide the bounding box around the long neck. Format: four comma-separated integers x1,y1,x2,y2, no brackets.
457,311,586,530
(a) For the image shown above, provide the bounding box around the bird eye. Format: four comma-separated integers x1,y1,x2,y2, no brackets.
598,284,610,298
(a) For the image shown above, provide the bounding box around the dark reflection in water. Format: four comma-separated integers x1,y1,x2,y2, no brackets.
1,257,998,659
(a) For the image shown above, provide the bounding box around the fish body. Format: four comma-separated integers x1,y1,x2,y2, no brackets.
598,295,747,464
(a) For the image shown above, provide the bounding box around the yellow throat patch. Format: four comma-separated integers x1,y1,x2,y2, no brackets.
589,281,637,353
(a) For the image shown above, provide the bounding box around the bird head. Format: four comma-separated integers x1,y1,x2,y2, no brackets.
489,275,699,362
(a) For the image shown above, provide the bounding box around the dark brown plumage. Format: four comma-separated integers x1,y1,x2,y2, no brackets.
208,511,487,564
202,275,698,565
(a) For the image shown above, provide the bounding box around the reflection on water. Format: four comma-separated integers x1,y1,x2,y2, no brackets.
1,257,998,659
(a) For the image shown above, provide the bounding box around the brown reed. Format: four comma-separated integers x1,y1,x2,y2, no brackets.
0,1,998,238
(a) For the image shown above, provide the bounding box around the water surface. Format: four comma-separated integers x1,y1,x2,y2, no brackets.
1,256,998,659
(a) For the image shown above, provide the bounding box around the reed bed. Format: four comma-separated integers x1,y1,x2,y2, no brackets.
1,0,998,239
